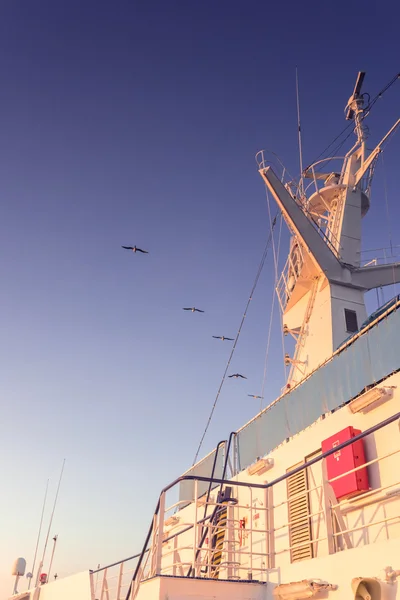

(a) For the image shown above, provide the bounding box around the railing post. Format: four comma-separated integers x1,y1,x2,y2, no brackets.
265,484,275,569
227,503,235,580
89,570,96,600
100,568,108,600
322,459,353,551
207,521,212,575
150,513,157,576
116,561,123,600
155,491,166,576
192,479,198,576
321,459,335,554
249,486,253,577
233,436,238,476
173,535,178,576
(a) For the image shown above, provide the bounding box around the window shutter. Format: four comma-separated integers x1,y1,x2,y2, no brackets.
287,466,312,562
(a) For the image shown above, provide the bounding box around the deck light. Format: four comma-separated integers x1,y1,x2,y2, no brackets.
348,387,394,414
247,458,274,476
273,580,337,600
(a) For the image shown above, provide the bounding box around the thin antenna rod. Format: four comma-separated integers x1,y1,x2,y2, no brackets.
29,479,49,590
296,67,305,196
47,535,58,582
36,460,65,587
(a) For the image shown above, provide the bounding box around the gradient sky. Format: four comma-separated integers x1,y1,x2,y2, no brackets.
1,1,399,597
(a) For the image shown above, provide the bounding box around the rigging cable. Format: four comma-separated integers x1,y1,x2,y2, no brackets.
266,192,291,435
296,67,305,196
265,187,288,385
255,212,283,458
192,212,279,465
260,213,283,411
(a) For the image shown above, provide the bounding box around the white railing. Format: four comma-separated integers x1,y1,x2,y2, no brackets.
276,240,305,311
360,245,400,267
91,412,400,599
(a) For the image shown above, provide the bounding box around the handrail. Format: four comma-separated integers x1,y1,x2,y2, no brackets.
203,439,226,514
187,432,236,577
122,410,400,599
124,496,160,599
125,438,227,596
93,553,141,574
303,156,347,174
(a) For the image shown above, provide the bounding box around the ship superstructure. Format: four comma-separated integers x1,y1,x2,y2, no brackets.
9,73,400,600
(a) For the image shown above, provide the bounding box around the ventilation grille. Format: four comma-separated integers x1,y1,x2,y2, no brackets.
287,466,312,562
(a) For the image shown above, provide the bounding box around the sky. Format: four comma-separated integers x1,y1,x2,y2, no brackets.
0,0,399,597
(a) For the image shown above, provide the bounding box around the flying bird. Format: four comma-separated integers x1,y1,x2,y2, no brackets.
121,245,149,254
183,307,204,313
213,336,234,341
229,373,247,379
248,394,264,399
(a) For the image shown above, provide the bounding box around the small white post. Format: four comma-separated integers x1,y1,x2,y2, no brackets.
227,504,234,580
266,485,275,569
116,562,124,600
249,487,253,577
100,568,108,600
155,492,166,576
193,480,199,575
150,513,158,576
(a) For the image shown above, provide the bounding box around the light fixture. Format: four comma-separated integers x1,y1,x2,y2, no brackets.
348,387,394,414
385,487,400,498
247,458,274,476
273,580,337,600
165,515,180,527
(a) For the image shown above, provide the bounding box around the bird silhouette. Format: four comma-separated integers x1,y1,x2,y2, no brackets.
248,394,263,399
213,336,234,341
229,373,247,379
121,245,149,253
183,307,204,313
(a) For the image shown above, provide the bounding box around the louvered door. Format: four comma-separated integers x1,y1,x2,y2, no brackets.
286,464,312,562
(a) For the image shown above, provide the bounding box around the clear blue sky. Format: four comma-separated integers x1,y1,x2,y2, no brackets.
0,0,399,595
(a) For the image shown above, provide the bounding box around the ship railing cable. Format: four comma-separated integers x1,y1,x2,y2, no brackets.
261,213,283,409
192,212,279,466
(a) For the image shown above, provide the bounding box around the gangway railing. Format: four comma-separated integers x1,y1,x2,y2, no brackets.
91,410,400,600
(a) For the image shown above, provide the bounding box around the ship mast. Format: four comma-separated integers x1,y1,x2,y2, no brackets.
257,72,400,388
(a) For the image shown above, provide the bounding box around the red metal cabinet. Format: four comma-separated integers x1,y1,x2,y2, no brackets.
321,426,369,500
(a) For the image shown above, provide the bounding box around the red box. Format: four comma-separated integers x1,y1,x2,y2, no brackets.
321,426,369,500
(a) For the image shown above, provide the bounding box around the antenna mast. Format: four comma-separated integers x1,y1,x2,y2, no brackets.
35,460,65,587
346,71,368,150
47,535,58,582
296,67,305,196
28,479,49,590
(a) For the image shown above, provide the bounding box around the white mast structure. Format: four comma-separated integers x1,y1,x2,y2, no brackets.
258,72,400,388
